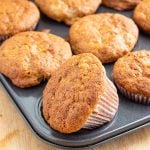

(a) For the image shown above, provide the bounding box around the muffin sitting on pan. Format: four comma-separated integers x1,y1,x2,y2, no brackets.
0,31,72,88
113,50,150,104
102,0,141,10
69,13,139,63
35,0,102,25
0,0,40,42
133,0,150,33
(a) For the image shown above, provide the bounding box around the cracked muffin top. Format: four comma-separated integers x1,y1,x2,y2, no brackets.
133,0,150,32
35,0,102,25
0,0,40,37
69,13,139,63
43,53,106,133
0,31,72,88
102,0,141,10
113,50,150,97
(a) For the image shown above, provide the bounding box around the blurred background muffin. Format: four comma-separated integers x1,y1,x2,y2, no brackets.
102,0,141,10
69,13,139,63
133,0,150,32
35,0,102,25
0,0,40,42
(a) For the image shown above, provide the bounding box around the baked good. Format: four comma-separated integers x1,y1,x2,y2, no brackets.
0,31,72,88
43,53,119,133
113,50,150,104
133,0,150,32
102,0,141,10
69,13,139,63
0,0,40,42
35,0,102,25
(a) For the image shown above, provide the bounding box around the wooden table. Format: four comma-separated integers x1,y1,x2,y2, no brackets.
0,85,150,150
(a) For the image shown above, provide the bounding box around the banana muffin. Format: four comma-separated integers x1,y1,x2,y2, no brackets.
0,31,72,88
133,0,150,32
69,13,139,63
35,0,102,25
113,50,150,104
102,0,141,11
0,0,40,42
43,53,119,134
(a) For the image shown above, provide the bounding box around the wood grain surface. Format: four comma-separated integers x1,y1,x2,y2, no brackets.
0,85,150,150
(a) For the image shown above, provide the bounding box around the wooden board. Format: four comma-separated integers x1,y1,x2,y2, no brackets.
0,85,150,150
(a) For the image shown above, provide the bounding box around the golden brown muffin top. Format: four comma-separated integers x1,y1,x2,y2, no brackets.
113,50,150,97
0,31,72,88
102,0,141,10
69,13,139,63
35,0,101,25
0,0,40,36
43,53,106,133
133,0,150,32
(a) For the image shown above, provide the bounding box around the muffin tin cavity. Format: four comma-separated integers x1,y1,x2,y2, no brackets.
35,97,50,130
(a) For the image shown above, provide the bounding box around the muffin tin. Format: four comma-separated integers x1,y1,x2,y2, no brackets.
0,6,150,149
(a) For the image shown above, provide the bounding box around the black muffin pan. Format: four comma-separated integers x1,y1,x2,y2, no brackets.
0,6,150,149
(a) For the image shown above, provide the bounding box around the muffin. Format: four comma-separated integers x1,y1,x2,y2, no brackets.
0,0,40,42
0,31,72,88
102,0,141,11
113,50,150,104
69,13,139,63
35,0,102,25
43,53,119,134
133,0,150,32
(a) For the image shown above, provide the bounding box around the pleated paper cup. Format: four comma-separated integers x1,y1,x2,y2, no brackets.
116,82,150,105
83,78,119,129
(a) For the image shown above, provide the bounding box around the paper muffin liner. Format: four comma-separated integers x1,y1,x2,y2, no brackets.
0,22,38,43
115,82,150,104
83,78,119,129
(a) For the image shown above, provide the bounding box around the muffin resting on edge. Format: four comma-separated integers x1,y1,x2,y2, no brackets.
43,53,119,134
